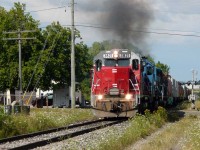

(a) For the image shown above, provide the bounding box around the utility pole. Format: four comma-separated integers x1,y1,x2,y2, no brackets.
3,29,36,105
71,0,76,109
191,69,198,109
18,29,22,103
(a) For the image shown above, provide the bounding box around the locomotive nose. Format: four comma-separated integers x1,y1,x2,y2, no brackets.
103,67,130,95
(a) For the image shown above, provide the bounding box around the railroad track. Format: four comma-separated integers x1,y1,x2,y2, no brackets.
0,118,128,150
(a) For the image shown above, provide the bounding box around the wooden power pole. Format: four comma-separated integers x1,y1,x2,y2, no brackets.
71,0,76,109
3,29,36,105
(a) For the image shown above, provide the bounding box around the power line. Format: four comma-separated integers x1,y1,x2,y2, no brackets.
74,24,200,38
25,6,67,13
41,21,200,35
39,23,200,38
75,22,200,34
22,4,200,15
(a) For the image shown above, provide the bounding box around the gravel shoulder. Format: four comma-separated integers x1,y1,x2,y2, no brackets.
34,121,131,150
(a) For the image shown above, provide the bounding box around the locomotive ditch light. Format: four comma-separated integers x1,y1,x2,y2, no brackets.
97,95,103,100
125,94,132,100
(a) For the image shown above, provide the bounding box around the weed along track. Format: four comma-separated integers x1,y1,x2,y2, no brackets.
0,118,127,150
126,109,200,150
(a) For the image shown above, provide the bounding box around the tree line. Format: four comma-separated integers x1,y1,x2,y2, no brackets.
0,3,170,101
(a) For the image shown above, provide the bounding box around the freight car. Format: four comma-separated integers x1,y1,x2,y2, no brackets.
91,49,189,118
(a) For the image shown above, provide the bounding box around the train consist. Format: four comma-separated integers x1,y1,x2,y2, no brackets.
91,49,190,117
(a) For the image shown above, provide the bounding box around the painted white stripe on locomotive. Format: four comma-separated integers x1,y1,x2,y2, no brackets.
112,83,117,87
112,69,117,73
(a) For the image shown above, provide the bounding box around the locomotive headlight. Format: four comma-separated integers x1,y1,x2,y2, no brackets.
97,95,103,100
125,94,132,100
113,50,118,59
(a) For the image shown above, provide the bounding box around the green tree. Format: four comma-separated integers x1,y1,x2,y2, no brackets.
147,55,155,64
80,78,91,101
0,3,43,94
37,22,92,93
88,42,103,57
156,61,170,74
0,3,93,102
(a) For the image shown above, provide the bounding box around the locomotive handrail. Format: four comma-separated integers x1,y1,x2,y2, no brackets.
135,74,141,105
129,74,141,105
129,79,140,105
92,78,101,93
91,71,95,94
91,68,103,93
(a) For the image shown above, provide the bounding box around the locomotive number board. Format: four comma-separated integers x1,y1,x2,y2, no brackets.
103,50,131,59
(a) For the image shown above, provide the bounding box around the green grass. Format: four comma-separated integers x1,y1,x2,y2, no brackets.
94,107,168,150
0,107,95,139
174,99,200,110
182,118,200,150
133,116,198,150
176,100,191,110
195,99,200,109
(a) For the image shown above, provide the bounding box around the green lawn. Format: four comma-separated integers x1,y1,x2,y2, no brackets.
0,107,95,139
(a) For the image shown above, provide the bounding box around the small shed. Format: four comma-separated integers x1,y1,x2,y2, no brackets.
53,86,82,108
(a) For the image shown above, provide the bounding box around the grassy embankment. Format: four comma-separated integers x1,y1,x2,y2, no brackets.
177,99,200,110
130,100,200,150
95,107,168,150
133,116,200,150
0,100,200,149
93,100,200,150
0,107,95,139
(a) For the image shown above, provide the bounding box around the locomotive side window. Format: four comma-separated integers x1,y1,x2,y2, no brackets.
132,59,139,70
95,59,102,71
147,66,153,75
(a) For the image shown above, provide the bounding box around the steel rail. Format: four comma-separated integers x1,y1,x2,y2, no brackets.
0,119,104,144
9,119,127,150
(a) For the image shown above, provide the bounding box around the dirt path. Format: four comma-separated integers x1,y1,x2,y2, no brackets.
125,110,200,150
125,123,174,150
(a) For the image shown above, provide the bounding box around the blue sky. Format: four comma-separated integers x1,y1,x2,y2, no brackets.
2,0,200,82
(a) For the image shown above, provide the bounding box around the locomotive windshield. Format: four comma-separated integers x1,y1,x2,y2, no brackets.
104,59,130,67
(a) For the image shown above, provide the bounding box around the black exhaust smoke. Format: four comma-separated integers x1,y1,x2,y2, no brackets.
102,0,153,42
80,0,154,54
